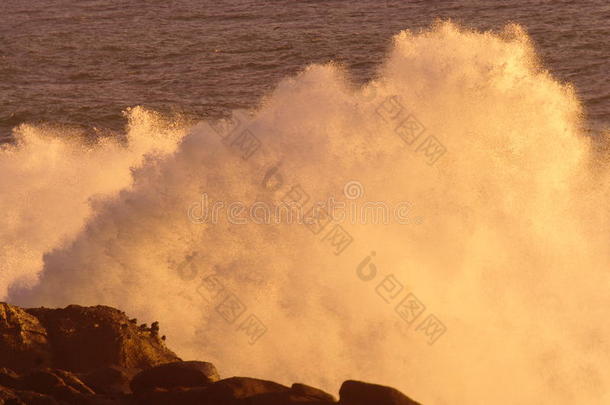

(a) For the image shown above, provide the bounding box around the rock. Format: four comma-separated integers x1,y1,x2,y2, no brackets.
130,361,219,395
21,369,65,394
0,303,427,405
132,387,211,405
204,377,290,401
46,368,95,394
133,377,293,405
339,380,421,405
0,303,52,371
80,366,132,395
26,305,180,373
0,386,20,402
17,368,127,404
246,391,337,404
20,368,95,404
135,385,335,405
291,383,336,402
0,385,59,404
150,322,160,337
0,367,21,389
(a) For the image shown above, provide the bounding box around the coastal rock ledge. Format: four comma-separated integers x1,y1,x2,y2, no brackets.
0,302,421,404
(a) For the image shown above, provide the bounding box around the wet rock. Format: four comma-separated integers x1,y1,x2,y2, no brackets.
246,390,337,404
150,322,160,337
0,303,52,371
20,368,95,404
132,387,211,405
205,376,290,401
130,361,219,394
26,305,180,373
0,367,21,389
80,366,132,395
45,368,95,395
0,303,426,405
291,383,336,402
16,368,127,404
21,369,65,394
339,380,421,405
133,377,293,405
0,385,59,404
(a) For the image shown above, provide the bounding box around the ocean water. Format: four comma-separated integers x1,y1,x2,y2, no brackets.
1,0,608,139
2,2,610,405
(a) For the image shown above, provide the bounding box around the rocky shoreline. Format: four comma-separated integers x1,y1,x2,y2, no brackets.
0,303,421,404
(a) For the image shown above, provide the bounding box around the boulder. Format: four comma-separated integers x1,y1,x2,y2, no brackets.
0,303,427,405
26,305,180,373
291,383,336,402
0,303,52,371
135,377,292,404
0,367,21,389
21,369,67,395
0,385,59,404
43,368,95,395
246,391,336,404
16,368,128,404
339,380,421,405
130,361,219,394
0,386,20,402
20,368,95,404
205,376,290,401
135,387,336,405
137,377,294,405
132,387,212,405
80,366,132,395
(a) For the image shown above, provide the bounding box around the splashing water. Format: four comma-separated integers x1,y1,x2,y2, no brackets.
3,22,610,404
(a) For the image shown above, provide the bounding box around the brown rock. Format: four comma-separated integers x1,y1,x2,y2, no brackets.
135,386,336,405
135,377,292,404
0,303,52,371
16,368,126,404
291,383,336,402
21,369,65,394
48,368,95,394
130,361,219,395
0,385,20,402
26,305,180,373
1,303,426,405
132,387,211,405
20,368,95,404
80,366,132,395
205,376,290,400
339,380,421,405
0,367,21,389
246,391,337,404
0,385,59,404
